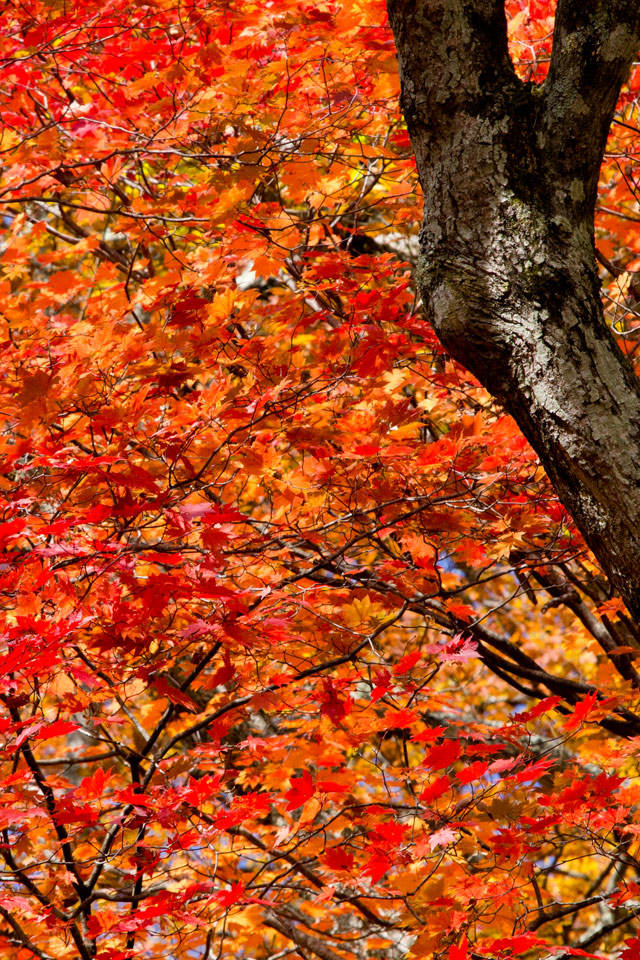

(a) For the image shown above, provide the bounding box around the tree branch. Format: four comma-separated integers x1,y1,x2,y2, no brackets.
0,907,55,960
386,0,519,173
542,0,640,214
265,912,346,960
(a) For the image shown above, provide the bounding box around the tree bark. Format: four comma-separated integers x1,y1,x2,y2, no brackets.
387,0,640,619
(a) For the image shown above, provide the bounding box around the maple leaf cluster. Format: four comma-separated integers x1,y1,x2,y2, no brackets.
0,1,639,959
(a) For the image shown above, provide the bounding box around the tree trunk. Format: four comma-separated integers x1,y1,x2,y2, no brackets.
387,0,640,619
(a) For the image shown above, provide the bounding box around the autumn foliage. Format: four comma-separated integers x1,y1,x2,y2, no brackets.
1,1,640,958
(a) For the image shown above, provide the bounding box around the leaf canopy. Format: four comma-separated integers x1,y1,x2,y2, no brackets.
1,2,640,959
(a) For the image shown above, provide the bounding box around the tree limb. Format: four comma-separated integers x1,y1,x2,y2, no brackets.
542,0,640,213
265,911,347,960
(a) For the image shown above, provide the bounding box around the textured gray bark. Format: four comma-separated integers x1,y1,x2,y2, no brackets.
387,0,640,619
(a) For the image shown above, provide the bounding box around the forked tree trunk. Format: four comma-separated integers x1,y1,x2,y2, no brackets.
387,0,640,619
